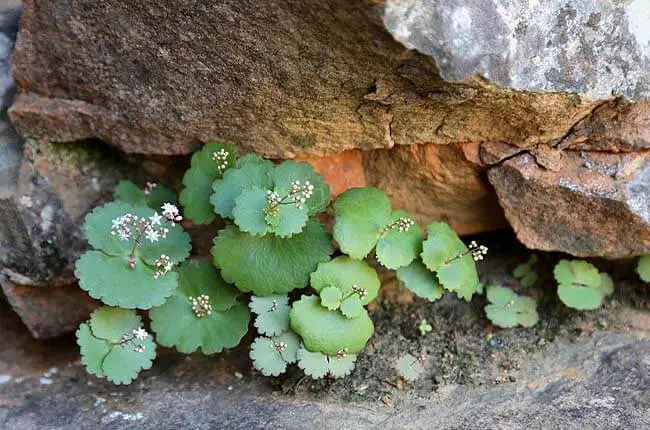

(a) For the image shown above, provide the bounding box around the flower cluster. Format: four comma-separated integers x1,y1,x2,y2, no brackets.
382,216,415,234
189,294,213,318
144,182,157,195
212,148,230,173
352,284,368,300
161,203,183,225
336,347,349,359
289,180,314,210
469,241,488,261
266,190,282,207
110,213,169,244
154,254,173,279
273,341,288,352
120,327,149,353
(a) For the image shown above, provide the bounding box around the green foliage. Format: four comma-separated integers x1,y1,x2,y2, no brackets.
179,141,236,224
375,210,423,270
289,295,374,355
396,260,444,302
149,260,250,354
114,180,177,212
249,294,291,336
484,286,539,328
76,202,191,309
250,331,301,376
554,260,613,310
637,255,650,282
310,256,381,305
395,354,425,381
418,319,432,336
296,346,357,379
212,221,333,296
420,222,480,301
513,255,539,288
76,307,156,385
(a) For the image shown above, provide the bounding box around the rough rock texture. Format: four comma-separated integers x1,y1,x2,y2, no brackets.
1,297,648,429
5,0,650,260
384,0,650,100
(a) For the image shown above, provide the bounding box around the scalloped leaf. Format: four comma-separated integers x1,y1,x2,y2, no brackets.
310,256,380,305
179,142,237,224
554,260,605,310
267,203,309,238
76,251,178,309
289,295,374,355
77,307,156,385
252,298,291,336
396,260,444,302
210,159,275,219
436,254,480,301
149,261,250,354
250,331,301,376
484,286,538,328
212,220,333,296
249,294,289,314
339,295,364,319
236,153,266,168
271,160,330,215
396,354,424,381
375,211,422,270
327,353,357,378
637,255,650,282
297,347,329,379
320,286,343,311
233,187,271,236
333,187,392,259
114,180,177,212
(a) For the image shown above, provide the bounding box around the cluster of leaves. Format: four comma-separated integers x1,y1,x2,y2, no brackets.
484,285,539,328
513,255,539,288
74,141,485,385
553,260,613,310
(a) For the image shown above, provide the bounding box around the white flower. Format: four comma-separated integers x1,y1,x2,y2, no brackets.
161,202,182,223
149,213,163,226
133,327,149,340
145,228,160,243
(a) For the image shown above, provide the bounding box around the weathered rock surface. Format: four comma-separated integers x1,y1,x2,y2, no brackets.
384,0,650,100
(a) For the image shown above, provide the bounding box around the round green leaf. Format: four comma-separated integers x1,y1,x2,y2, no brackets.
396,354,425,381
179,142,236,224
638,255,650,282
333,187,392,259
212,220,333,296
310,256,380,305
375,211,422,270
553,260,601,288
232,187,270,236
557,283,604,310
249,294,289,314
320,286,343,311
271,160,330,215
520,271,538,288
484,286,538,328
210,160,275,219
268,204,309,238
149,261,250,354
102,337,157,385
396,260,444,302
340,295,364,319
297,347,329,379
76,323,111,377
76,251,178,309
250,337,287,376
513,261,532,278
275,330,301,364
83,201,134,255
114,180,177,212
420,222,467,272
253,299,290,337
289,295,374,355
436,255,480,301
327,353,357,378
89,306,143,342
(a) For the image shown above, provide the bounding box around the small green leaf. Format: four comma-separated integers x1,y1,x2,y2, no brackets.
76,307,156,385
339,295,364,319
333,187,392,259
637,255,650,282
210,159,275,219
599,273,614,297
554,260,605,310
275,331,301,364
320,286,343,311
396,260,444,302
212,220,333,296
513,262,532,278
557,283,603,310
436,254,480,301
268,204,309,238
375,211,422,270
289,295,374,355
520,271,538,288
310,256,380,305
249,294,289,314
149,261,250,354
327,353,357,378
484,286,538,328
114,180,177,212
252,297,291,337
421,222,467,272
179,142,237,224
271,160,330,215
297,347,329,379
396,354,424,381
250,331,301,376
75,251,178,309
232,187,270,236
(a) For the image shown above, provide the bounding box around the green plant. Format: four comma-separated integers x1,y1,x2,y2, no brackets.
418,319,432,336
74,141,484,385
637,255,650,282
513,254,539,288
395,353,425,381
553,260,613,310
484,285,539,328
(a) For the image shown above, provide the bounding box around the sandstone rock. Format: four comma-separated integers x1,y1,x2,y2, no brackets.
384,0,650,100
0,278,97,339
488,151,650,258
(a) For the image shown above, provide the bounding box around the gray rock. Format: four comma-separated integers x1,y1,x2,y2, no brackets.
383,0,650,100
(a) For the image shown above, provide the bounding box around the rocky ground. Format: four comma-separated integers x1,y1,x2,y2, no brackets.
1,232,648,429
